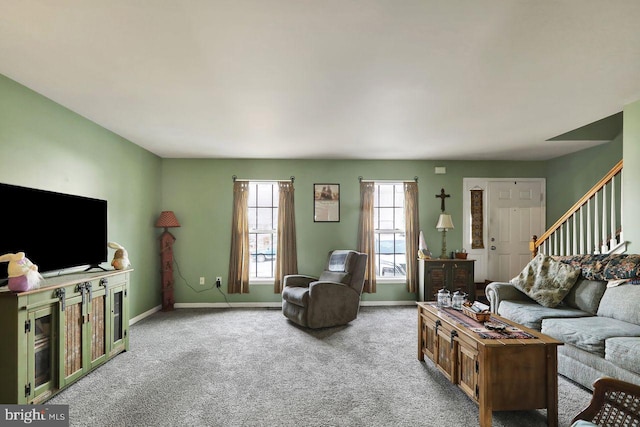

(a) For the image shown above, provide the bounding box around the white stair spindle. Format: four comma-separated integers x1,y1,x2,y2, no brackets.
610,175,616,249
619,169,624,245
601,185,608,254
587,198,592,254
571,214,578,254
594,192,600,254
579,206,585,254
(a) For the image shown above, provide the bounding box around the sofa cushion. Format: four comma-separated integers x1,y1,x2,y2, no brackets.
605,337,640,375
563,278,608,315
498,300,592,331
597,283,640,325
542,316,640,357
511,253,581,308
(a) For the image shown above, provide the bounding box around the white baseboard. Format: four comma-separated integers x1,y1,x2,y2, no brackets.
174,302,282,309
171,301,417,309
360,300,417,306
128,301,416,326
129,305,162,325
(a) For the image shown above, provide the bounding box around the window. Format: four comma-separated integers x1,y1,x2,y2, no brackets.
374,183,406,278
248,182,278,279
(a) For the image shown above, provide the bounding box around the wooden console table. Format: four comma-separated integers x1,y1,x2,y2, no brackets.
0,269,131,404
417,302,562,427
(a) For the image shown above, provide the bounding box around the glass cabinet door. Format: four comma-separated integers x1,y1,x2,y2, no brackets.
109,285,128,356
113,289,122,342
27,306,56,403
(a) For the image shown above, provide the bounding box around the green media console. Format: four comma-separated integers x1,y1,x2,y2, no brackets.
0,269,131,404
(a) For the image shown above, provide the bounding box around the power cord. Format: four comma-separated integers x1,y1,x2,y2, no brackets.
173,256,232,307
172,256,214,293
216,285,232,307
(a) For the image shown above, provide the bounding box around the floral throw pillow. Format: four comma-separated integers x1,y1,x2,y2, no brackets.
511,253,581,308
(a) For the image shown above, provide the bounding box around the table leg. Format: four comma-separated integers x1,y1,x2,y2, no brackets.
417,310,424,361
478,349,492,427
546,347,559,427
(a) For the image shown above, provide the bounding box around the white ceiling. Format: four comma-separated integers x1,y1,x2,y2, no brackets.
1,1,640,161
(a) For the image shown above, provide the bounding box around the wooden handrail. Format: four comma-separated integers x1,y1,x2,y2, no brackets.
532,159,623,255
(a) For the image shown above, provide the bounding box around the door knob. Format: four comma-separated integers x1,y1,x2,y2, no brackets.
490,246,496,250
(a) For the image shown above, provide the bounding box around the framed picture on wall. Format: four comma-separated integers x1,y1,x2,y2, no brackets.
314,184,340,222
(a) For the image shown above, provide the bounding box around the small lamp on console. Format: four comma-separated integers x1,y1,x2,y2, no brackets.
436,213,454,259
155,211,180,311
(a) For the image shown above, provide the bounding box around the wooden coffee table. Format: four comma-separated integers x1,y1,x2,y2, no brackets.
417,302,562,427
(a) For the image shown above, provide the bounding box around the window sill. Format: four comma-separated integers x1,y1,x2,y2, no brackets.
249,278,275,285
376,277,407,285
250,278,407,285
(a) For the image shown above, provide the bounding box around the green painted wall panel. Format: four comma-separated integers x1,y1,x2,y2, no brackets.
0,74,162,318
623,101,640,253
546,139,622,224
160,158,545,302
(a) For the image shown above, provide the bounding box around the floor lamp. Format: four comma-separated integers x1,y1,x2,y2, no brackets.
155,211,180,311
436,213,454,259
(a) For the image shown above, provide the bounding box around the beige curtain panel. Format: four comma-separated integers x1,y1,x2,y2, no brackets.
404,181,419,293
228,181,250,294
274,181,298,293
358,181,376,293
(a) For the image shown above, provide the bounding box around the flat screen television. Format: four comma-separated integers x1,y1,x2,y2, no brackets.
0,183,107,282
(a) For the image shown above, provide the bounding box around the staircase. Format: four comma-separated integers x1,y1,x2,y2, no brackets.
531,159,625,257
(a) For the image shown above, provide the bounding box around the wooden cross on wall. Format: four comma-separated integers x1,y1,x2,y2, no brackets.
435,188,450,212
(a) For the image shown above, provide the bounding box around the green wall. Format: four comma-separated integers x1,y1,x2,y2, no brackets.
2,71,635,310
546,137,623,223
160,158,546,303
0,74,162,318
623,100,640,253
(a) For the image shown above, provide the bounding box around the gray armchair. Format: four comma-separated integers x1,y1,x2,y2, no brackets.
282,250,368,328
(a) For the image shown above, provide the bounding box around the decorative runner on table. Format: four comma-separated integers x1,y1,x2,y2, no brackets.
436,305,535,339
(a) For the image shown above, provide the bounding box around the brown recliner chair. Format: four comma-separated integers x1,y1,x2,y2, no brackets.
282,250,368,328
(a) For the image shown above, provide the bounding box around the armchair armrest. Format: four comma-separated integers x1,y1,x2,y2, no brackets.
309,280,361,312
308,280,358,298
571,377,640,426
283,274,318,288
485,281,531,313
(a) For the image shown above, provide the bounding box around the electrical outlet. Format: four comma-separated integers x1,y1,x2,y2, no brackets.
216,277,222,288
199,277,205,285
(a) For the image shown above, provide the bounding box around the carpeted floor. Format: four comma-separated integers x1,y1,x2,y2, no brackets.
48,306,592,426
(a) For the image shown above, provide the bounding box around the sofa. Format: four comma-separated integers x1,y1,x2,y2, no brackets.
485,253,640,391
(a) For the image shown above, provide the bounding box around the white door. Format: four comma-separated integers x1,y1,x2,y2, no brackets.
487,180,545,282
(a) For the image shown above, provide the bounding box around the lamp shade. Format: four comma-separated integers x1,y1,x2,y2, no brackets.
436,213,454,231
155,211,181,228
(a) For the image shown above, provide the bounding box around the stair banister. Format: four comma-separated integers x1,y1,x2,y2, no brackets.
531,159,623,258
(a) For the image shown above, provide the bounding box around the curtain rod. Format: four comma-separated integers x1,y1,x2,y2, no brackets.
232,175,295,183
358,176,418,183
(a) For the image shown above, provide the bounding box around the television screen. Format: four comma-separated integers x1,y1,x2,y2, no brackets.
0,183,107,281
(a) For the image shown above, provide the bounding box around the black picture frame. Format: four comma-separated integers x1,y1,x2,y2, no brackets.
313,184,340,222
